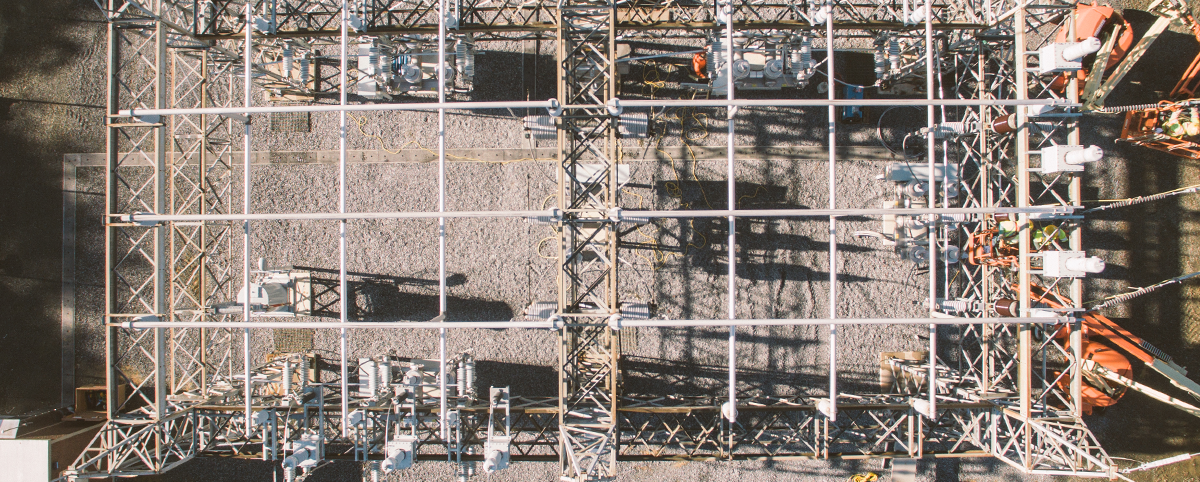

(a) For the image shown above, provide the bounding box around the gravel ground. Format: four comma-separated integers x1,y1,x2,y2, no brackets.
0,0,106,413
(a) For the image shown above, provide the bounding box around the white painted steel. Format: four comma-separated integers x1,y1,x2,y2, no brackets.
120,206,1072,223
338,0,350,439
924,0,938,420
825,7,838,423
437,0,450,448
119,317,1068,330
724,8,738,428
242,2,254,437
118,98,1073,118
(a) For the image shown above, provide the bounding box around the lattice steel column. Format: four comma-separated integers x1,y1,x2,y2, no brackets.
67,0,240,477
555,0,619,479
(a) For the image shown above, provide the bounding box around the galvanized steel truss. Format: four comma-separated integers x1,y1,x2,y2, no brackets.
69,0,1128,480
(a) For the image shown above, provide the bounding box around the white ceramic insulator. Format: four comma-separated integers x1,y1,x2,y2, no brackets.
732,59,750,80
1065,256,1105,274
721,401,738,421
1065,146,1103,165
764,59,784,79
283,49,294,80
941,245,961,264
907,6,925,24
1062,37,1101,62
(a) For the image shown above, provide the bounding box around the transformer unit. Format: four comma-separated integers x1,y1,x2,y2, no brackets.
211,259,312,316
853,163,966,265
689,33,817,95
356,35,477,98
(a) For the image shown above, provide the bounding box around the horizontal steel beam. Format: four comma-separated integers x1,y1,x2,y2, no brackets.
192,20,989,39
116,316,1067,330
623,206,1073,218
118,98,1073,117
119,100,554,117
618,98,1077,109
116,205,1073,223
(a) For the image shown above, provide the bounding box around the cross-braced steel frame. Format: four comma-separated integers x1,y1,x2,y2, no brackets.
67,0,1132,480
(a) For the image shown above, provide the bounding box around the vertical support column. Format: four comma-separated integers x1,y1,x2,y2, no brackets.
152,3,170,468
555,0,618,479
241,1,254,437
721,0,738,455
104,0,120,420
63,155,77,407
437,0,453,461
153,0,169,425
821,1,838,425
922,0,937,421
978,38,992,394
199,49,209,396
1064,11,1084,418
338,0,350,440
1014,1,1033,469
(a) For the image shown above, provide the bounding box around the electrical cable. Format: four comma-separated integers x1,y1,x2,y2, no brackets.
535,236,557,259
877,106,923,158
1084,184,1200,212
1087,270,1200,311
622,188,668,269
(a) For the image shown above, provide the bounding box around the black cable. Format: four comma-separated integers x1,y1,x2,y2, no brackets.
877,106,923,159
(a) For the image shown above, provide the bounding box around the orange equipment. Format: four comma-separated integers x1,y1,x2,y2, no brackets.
692,52,707,79
964,229,1018,268
1050,3,1134,92
1168,3,1200,99
1020,284,1200,417
1118,102,1200,160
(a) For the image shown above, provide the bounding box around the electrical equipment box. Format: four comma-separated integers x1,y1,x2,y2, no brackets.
0,408,103,482
213,262,312,317
884,162,960,184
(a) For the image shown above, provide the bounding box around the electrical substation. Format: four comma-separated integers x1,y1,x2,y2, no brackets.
7,0,1200,480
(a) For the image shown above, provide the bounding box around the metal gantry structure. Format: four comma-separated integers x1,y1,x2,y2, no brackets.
69,0,1144,480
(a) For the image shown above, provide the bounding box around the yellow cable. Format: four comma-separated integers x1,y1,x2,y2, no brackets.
643,66,666,98
622,188,670,269
647,106,714,258
536,236,557,259
682,143,715,209
737,185,764,208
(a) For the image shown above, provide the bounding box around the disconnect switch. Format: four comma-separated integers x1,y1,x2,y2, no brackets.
381,436,417,472
482,435,511,473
